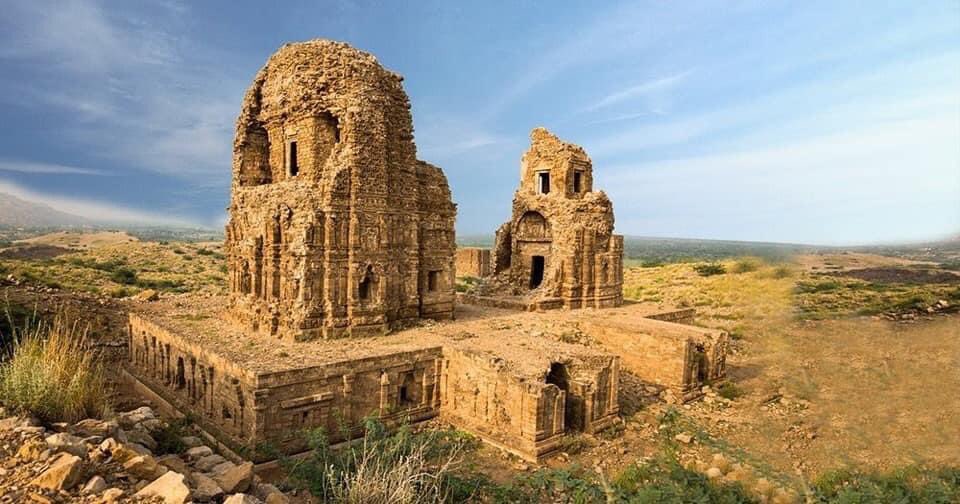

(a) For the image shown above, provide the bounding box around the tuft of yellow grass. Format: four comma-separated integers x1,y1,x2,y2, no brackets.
0,308,110,423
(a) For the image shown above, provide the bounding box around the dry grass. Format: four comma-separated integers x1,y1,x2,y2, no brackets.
285,419,473,504
0,307,110,422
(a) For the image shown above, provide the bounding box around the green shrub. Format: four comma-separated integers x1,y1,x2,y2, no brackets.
108,286,131,298
615,454,757,503
772,265,792,278
641,260,665,268
153,417,191,455
812,465,959,503
0,309,110,423
731,259,759,274
717,382,745,400
694,263,726,276
110,267,138,285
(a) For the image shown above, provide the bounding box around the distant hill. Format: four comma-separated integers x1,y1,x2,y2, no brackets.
0,192,91,228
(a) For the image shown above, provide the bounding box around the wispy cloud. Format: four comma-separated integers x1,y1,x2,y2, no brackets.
601,114,960,245
0,0,239,181
0,159,108,176
0,179,203,227
582,70,692,113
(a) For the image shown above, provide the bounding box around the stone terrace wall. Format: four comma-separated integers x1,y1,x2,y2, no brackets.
582,317,728,403
455,248,491,278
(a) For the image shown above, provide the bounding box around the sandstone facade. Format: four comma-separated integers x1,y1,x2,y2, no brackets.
481,128,623,309
455,247,491,278
225,40,456,340
126,40,623,463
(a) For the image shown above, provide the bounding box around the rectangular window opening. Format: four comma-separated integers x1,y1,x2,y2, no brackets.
427,270,440,292
537,172,550,194
573,171,582,193
288,141,299,176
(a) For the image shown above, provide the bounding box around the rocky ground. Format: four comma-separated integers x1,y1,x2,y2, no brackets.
0,405,301,504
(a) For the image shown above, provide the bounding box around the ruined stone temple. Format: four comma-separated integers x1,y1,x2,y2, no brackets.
464,128,624,310
125,40,625,463
225,41,456,340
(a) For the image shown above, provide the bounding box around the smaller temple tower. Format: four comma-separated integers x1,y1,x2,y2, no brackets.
491,128,623,309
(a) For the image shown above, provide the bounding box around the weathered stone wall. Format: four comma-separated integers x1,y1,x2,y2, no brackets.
128,315,258,451
581,316,728,403
455,248,491,278
439,347,619,461
487,128,623,309
225,40,456,340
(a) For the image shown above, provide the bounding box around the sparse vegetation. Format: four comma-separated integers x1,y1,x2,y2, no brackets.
0,308,110,423
811,465,959,503
282,418,475,503
694,263,727,276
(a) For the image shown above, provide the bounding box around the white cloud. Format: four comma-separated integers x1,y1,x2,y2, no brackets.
601,114,960,244
582,70,692,113
0,179,202,227
0,160,108,176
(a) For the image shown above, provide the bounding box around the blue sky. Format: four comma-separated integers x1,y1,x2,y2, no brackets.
0,1,958,245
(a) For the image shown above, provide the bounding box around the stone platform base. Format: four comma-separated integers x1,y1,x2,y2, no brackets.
125,296,623,462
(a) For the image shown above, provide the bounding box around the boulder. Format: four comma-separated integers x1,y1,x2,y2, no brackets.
126,430,158,451
74,419,120,438
158,454,190,474
117,406,156,428
100,488,124,502
674,433,693,444
29,453,84,490
256,483,288,504
194,454,227,472
135,289,160,302
213,462,254,494
134,471,191,504
82,475,108,495
112,442,151,463
123,454,167,480
224,494,263,504
191,472,225,502
705,467,723,479
180,435,204,448
186,445,213,460
17,438,48,460
45,432,87,457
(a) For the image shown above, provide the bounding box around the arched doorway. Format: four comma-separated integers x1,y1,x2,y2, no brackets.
546,362,583,431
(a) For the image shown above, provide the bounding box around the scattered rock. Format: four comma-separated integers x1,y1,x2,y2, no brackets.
126,430,158,451
82,475,108,495
135,289,160,302
224,494,263,504
17,438,48,461
45,432,87,457
180,436,204,448
74,419,120,438
158,453,190,474
29,453,84,490
117,407,156,428
134,471,191,504
194,454,228,472
213,461,254,494
186,445,214,460
123,454,167,480
192,472,225,502
674,433,693,444
100,488,125,502
706,467,723,478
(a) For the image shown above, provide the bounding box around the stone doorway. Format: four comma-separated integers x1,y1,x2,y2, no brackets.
546,362,582,431
530,255,545,289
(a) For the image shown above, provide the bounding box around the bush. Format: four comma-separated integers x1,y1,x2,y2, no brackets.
812,465,959,502
153,417,191,455
716,382,745,400
0,309,110,423
694,263,726,277
282,418,474,503
771,265,792,279
731,259,759,274
110,267,138,285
